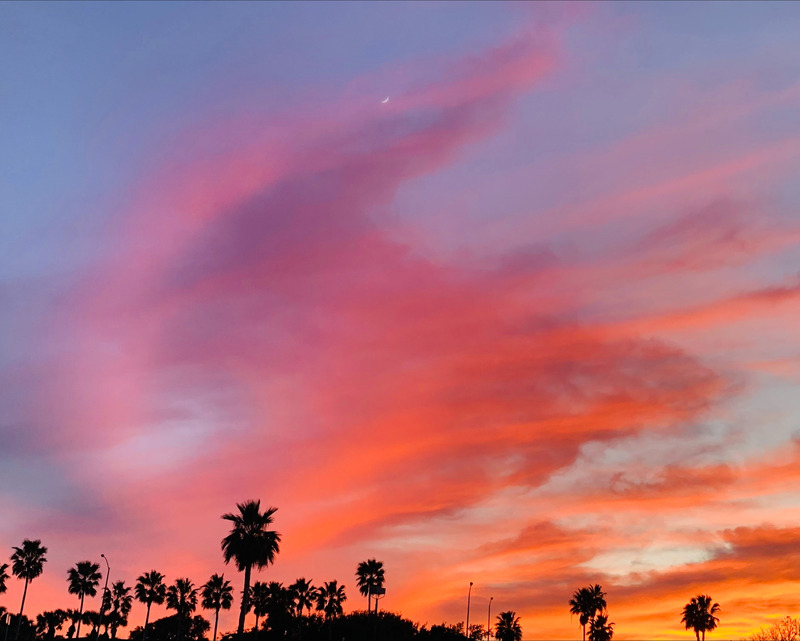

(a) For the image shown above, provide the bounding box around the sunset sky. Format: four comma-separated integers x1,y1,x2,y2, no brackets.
2,2,800,639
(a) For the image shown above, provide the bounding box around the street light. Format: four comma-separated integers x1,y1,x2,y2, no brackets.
466,582,473,639
96,554,110,639
486,597,493,641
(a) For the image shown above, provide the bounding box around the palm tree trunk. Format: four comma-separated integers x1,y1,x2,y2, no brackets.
237,565,252,638
582,625,586,641
142,604,151,641
14,578,30,641
213,609,219,641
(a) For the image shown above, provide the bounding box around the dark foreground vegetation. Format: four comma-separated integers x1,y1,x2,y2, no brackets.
2,498,765,641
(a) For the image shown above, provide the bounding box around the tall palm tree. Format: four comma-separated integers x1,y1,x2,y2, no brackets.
135,571,167,641
569,588,591,641
166,578,198,641
67,561,102,640
249,582,270,638
11,539,48,641
495,612,522,641
289,579,314,619
220,500,281,638
355,560,385,615
682,595,720,641
589,614,614,641
201,574,233,641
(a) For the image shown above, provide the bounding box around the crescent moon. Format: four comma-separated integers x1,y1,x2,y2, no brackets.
381,96,390,104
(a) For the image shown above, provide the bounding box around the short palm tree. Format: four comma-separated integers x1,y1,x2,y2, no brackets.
315,581,346,620
10,539,48,641
355,560,385,614
315,582,346,641
35,610,67,640
166,578,198,641
81,611,100,638
221,500,281,638
495,612,522,641
250,581,270,637
682,595,720,641
67,561,102,640
290,578,314,618
103,581,133,639
569,585,607,641
64,609,82,639
589,614,614,641
201,574,233,641
135,571,167,641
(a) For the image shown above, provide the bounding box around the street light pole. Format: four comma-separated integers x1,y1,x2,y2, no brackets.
96,554,110,639
486,597,493,641
465,582,473,639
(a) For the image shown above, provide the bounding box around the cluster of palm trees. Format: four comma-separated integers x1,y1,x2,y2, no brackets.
0,501,356,641
6,500,722,641
569,584,613,641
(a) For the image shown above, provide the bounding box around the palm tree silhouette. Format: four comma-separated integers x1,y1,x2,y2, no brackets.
201,574,233,641
0,563,9,596
355,560,384,615
249,581,270,638
166,578,198,641
35,610,67,640
135,571,167,641
67,561,101,640
103,581,133,639
495,611,522,641
289,579,314,619
589,614,614,641
569,585,606,641
80,611,99,638
11,539,48,641
220,500,281,639
315,582,346,641
682,595,720,641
